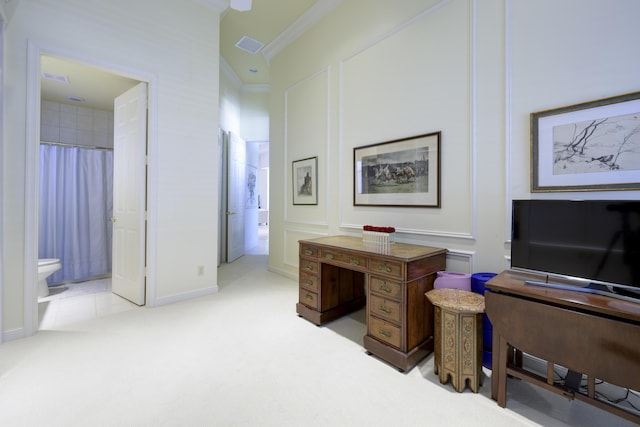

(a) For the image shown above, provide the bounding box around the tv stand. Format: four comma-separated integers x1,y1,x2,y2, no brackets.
524,279,640,304
486,270,640,424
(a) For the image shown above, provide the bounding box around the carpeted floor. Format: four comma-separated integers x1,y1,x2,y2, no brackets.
1,253,637,426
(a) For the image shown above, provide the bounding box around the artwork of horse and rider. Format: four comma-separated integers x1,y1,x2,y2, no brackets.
292,156,318,205
354,132,441,207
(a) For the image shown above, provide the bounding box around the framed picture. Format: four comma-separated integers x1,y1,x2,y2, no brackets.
531,92,640,192
292,156,318,205
246,165,257,208
354,132,441,207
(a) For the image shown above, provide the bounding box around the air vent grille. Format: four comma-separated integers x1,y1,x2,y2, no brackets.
235,36,264,54
42,72,70,84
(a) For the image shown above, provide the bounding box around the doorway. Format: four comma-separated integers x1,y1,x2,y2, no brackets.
218,131,269,264
25,43,155,335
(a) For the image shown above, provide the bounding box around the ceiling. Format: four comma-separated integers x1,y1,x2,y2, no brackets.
40,56,140,112
220,0,319,85
39,0,340,111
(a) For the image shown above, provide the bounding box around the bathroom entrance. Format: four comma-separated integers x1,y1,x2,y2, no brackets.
34,52,149,329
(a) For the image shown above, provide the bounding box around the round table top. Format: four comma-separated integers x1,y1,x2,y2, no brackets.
426,288,485,312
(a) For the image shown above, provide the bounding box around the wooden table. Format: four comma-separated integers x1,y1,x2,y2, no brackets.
297,236,446,371
485,270,640,424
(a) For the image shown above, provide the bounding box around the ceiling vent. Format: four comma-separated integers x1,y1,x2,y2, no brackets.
235,36,264,54
42,72,70,84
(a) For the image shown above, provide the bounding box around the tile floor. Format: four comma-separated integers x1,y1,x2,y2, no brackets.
38,278,140,330
37,224,269,330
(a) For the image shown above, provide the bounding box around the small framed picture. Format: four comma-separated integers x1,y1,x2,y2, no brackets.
292,156,318,205
531,92,640,192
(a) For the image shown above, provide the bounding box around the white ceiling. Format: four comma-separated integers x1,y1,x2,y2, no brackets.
39,0,342,111
40,56,140,112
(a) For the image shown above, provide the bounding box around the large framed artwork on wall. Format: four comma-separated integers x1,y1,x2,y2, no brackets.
531,92,640,192
354,132,441,207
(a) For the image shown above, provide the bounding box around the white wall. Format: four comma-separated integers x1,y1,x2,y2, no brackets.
267,0,640,279
2,0,221,338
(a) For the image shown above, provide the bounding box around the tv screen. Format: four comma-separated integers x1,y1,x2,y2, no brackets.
511,200,640,291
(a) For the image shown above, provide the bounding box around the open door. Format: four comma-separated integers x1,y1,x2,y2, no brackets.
226,131,246,262
111,82,147,305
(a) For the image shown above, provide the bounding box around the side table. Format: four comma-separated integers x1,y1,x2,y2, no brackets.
426,288,485,392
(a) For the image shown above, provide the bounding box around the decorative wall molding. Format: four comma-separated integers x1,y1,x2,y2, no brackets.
284,67,331,225
338,0,477,245
262,0,344,63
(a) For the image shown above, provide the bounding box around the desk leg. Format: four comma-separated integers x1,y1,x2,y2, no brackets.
496,334,508,407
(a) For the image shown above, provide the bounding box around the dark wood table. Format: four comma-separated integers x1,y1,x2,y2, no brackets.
485,270,640,424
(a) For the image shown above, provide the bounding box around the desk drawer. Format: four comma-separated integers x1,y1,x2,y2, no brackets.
300,244,319,258
370,294,401,324
369,256,403,279
369,316,401,349
369,276,402,300
299,288,319,310
321,249,367,269
299,271,318,292
300,259,320,274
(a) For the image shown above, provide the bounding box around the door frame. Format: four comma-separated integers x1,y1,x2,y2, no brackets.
24,41,159,336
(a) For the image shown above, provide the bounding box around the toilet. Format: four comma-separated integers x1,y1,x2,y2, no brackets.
37,258,62,298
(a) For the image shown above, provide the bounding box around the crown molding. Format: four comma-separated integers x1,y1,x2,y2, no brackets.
262,0,343,63
220,56,243,88
192,0,228,13
220,56,268,92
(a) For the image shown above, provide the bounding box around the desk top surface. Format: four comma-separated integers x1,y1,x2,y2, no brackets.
299,236,446,261
486,270,640,323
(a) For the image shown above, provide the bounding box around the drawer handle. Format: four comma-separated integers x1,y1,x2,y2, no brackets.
378,328,392,338
378,283,392,294
379,304,392,314
303,249,313,256
325,253,334,260
349,258,360,265
378,263,392,273
305,263,314,271
303,278,313,286
305,293,314,301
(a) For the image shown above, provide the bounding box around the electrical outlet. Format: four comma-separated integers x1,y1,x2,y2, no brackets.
198,265,204,276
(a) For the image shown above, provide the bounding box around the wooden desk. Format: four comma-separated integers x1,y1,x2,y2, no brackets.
297,236,446,371
485,270,640,424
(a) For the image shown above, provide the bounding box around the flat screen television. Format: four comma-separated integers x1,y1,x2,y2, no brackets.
511,199,640,302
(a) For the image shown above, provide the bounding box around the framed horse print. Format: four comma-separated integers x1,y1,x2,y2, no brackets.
354,132,441,207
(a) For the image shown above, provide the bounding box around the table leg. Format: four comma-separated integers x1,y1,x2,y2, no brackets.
496,334,508,407
491,327,499,400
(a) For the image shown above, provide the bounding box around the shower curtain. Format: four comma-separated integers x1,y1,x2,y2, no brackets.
39,144,114,284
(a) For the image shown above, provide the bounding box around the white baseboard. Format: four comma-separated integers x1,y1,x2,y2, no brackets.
150,285,219,307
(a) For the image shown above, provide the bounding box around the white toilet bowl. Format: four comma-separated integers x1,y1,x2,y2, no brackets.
38,258,62,298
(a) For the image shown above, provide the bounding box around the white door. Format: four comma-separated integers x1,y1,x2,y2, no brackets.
227,132,246,262
111,82,147,305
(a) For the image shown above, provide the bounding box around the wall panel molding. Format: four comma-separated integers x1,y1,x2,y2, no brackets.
338,0,477,243
284,67,331,226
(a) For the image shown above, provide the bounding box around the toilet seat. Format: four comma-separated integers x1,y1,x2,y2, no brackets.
39,258,60,266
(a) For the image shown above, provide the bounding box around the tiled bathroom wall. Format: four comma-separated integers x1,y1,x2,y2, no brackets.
41,100,114,148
